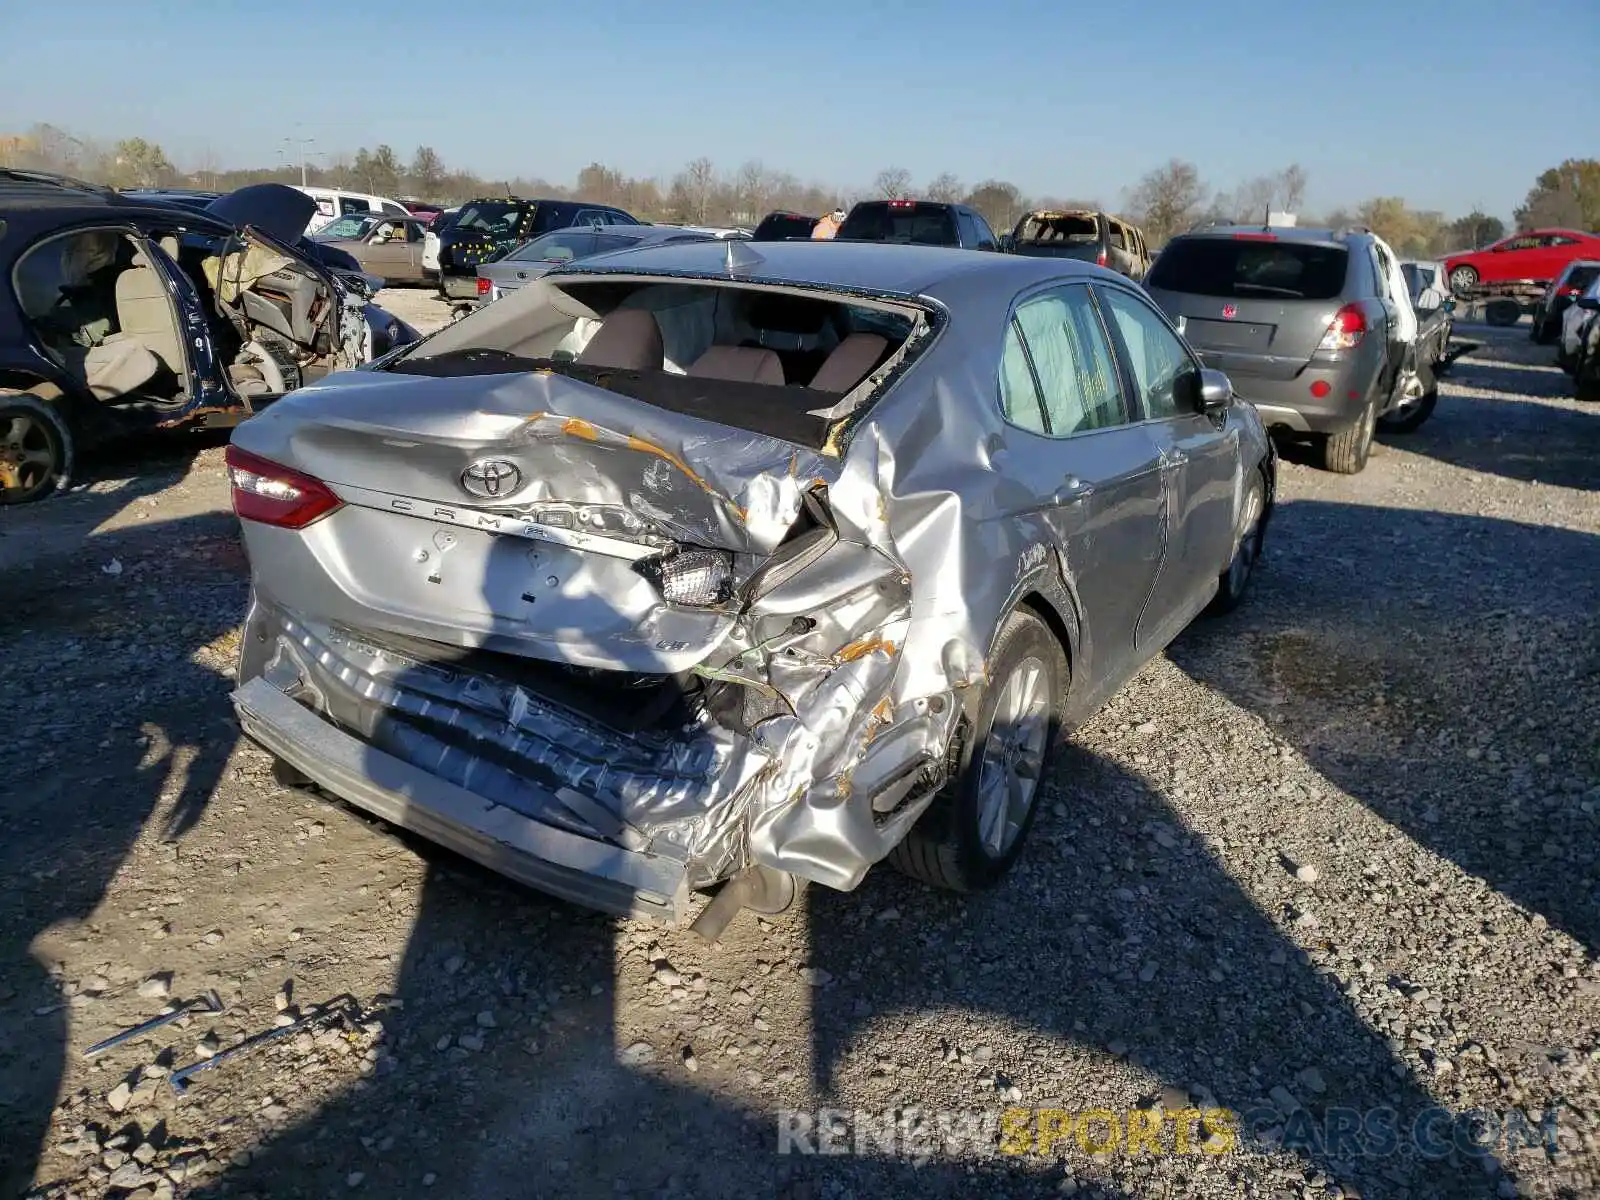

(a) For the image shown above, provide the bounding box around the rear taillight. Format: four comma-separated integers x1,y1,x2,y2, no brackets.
1232,232,1278,241
1316,304,1367,352
886,199,915,209
1095,248,1108,267
226,445,342,529
476,276,492,296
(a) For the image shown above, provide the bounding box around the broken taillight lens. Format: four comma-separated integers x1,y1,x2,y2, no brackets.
1315,303,1368,352
225,445,343,529
634,548,734,606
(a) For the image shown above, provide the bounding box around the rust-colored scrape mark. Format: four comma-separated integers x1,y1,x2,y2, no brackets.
562,417,598,440
836,637,898,664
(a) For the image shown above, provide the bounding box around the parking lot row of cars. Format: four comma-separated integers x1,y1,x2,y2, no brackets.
3,160,1596,934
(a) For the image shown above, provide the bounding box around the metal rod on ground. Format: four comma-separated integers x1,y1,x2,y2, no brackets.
168,994,359,1096
84,990,224,1059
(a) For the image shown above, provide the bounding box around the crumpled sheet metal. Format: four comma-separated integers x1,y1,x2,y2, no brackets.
243,277,1083,894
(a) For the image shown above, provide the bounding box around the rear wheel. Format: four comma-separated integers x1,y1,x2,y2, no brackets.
1449,264,1478,293
888,610,1064,892
1320,395,1376,474
0,392,73,505
1378,357,1439,435
1207,470,1266,615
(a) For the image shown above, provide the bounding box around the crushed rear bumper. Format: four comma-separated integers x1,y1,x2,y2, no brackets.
233,675,691,922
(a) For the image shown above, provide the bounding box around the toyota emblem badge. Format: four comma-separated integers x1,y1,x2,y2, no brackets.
460,458,522,499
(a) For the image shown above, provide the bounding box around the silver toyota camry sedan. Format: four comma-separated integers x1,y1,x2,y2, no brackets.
225,239,1275,934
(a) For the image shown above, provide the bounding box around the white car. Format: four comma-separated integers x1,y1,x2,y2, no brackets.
1558,276,1600,373
420,207,460,274
296,187,411,234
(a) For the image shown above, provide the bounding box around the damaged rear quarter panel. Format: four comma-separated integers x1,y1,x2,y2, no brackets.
232,263,1100,898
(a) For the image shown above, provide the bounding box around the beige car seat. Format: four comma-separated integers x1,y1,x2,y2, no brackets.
114,239,185,376
808,333,887,392
575,309,663,370
686,345,785,386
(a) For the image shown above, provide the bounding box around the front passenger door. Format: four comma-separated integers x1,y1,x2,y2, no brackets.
1096,284,1239,649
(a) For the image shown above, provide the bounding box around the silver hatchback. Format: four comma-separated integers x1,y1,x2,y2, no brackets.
225,241,1274,930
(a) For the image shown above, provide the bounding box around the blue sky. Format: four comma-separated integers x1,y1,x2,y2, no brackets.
3,0,1596,219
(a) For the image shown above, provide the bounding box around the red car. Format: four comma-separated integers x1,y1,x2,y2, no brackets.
401,201,443,225
1445,228,1600,293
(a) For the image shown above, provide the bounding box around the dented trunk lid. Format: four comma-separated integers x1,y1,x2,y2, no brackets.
229,366,837,674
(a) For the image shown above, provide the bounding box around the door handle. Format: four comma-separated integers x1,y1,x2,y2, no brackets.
1052,476,1094,504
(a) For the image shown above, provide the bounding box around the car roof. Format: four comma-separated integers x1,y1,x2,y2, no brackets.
547,238,1115,302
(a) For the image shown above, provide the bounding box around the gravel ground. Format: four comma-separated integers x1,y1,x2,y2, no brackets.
1,303,1596,1200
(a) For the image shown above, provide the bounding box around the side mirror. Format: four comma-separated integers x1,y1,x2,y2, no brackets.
1196,368,1233,414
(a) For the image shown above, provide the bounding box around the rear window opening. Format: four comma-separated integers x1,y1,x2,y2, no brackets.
1147,238,1349,300
1015,213,1101,244
386,275,929,451
837,202,958,246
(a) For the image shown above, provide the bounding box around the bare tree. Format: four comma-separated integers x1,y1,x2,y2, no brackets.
409,146,446,198
924,172,963,203
670,157,719,224
964,180,1026,233
1278,163,1307,212
1125,159,1207,246
734,161,775,223
873,167,913,199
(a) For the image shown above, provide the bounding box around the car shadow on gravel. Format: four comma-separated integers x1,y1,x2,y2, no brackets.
2,510,246,1194
805,740,1508,1199
1168,498,1600,954
1386,391,1599,491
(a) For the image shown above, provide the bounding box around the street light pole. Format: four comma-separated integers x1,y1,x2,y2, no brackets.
280,133,315,187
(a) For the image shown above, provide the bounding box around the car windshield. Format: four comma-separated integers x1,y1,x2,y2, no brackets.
837,203,958,245
1146,238,1349,300
507,230,637,263
451,202,529,236
315,215,378,241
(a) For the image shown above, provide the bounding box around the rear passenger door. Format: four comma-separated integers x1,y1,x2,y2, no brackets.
1097,284,1239,647
993,283,1167,689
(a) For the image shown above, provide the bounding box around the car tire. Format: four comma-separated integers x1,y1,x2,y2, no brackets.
888,609,1065,893
1449,264,1478,293
1376,385,1437,434
1206,469,1267,616
1320,395,1376,474
0,391,74,505
1485,300,1522,327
